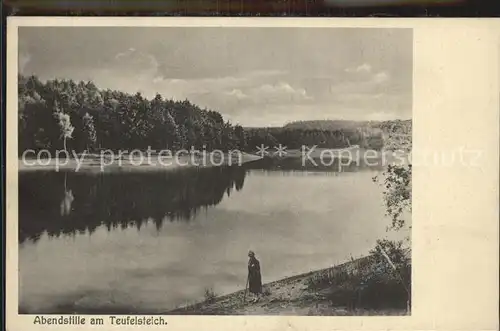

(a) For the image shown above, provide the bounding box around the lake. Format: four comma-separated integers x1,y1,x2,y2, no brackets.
18,158,401,314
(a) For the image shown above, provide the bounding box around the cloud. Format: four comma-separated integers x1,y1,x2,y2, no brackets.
248,82,313,103
225,89,248,100
326,68,391,100
148,69,288,99
147,75,313,109
114,48,136,59
343,63,389,86
144,72,307,112
345,63,372,73
153,69,286,88
112,48,159,79
373,71,390,84
18,28,411,126
336,91,410,111
175,80,313,120
225,101,410,127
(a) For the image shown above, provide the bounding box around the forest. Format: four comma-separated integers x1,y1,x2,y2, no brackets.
18,75,246,155
18,76,407,156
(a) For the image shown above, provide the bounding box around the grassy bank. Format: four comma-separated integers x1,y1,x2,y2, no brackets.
167,255,411,316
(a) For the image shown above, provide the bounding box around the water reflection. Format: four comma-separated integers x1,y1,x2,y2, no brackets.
19,166,247,244
19,156,382,244
60,173,74,217
246,155,385,172
19,159,394,314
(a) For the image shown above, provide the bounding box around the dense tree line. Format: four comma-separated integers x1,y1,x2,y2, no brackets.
284,119,412,132
19,75,405,156
245,126,385,151
279,119,412,151
18,75,246,155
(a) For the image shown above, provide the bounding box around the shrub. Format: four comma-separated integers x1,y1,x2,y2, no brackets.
203,288,217,303
305,268,353,290
306,241,411,311
358,239,411,309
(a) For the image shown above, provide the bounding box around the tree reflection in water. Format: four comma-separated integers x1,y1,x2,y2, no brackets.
19,157,380,244
19,166,247,243
60,173,74,217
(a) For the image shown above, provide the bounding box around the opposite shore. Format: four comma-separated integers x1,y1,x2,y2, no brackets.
18,151,262,172
18,146,406,172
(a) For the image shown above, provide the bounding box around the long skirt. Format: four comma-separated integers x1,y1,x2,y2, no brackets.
248,272,262,294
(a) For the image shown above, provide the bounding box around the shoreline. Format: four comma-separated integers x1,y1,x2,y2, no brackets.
166,255,410,316
18,152,262,172
18,146,407,173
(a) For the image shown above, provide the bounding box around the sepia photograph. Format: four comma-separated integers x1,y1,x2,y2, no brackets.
16,25,414,316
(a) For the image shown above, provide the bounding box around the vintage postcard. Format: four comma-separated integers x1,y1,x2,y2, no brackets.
5,17,499,331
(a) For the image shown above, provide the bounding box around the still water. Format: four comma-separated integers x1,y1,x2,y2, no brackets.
19,159,398,314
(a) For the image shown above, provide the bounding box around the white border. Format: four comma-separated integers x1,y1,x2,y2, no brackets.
6,17,500,331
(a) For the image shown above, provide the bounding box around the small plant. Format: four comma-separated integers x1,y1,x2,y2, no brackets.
305,268,352,290
263,287,272,296
203,287,217,303
372,164,412,232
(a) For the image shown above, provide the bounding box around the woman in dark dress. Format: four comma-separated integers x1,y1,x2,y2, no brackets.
247,250,262,302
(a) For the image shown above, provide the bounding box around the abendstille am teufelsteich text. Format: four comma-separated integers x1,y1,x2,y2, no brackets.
33,315,168,325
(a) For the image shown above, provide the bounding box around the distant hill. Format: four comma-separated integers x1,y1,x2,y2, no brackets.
284,119,412,131
281,119,412,152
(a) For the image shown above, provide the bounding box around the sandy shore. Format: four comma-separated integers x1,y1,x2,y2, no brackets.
17,145,409,173
166,255,409,316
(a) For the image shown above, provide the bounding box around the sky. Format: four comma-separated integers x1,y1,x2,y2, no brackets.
19,27,412,127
